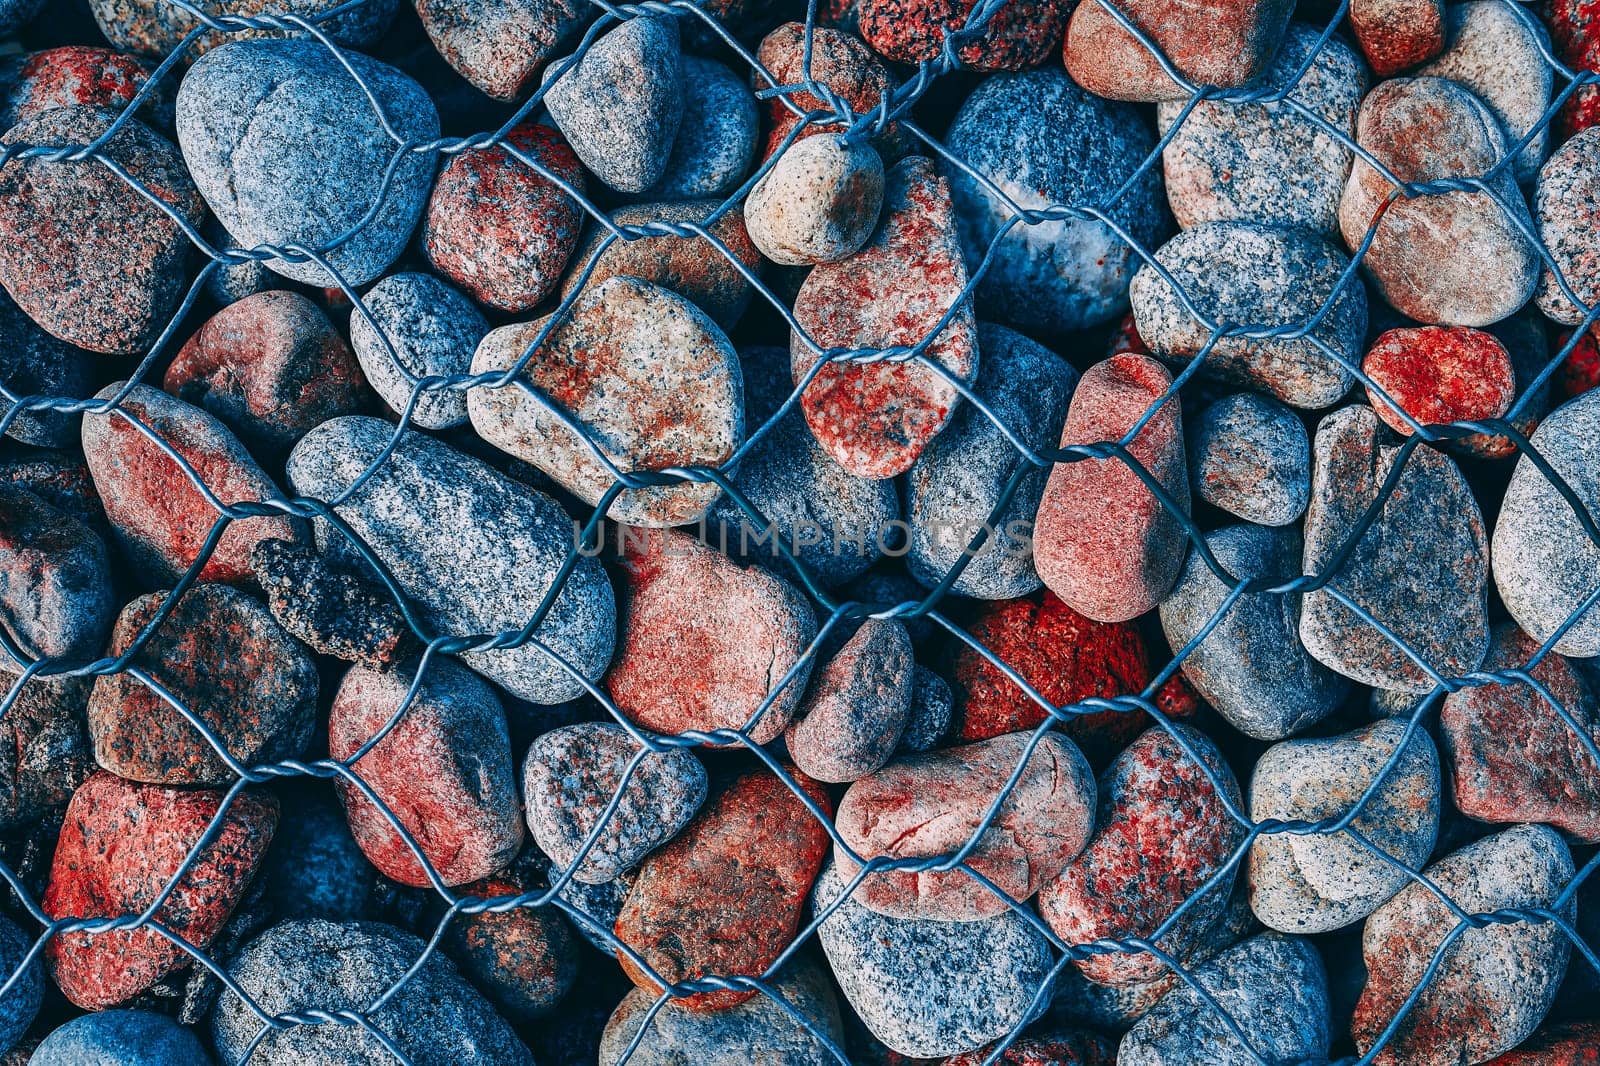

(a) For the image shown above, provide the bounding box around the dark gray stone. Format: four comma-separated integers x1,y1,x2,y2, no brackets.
35,1009,212,1066
648,56,756,201
0,485,114,664
0,912,40,1054
201,218,273,306
1534,126,1600,325
0,668,93,833
897,665,951,754
261,790,375,922
552,865,631,954
0,290,98,448
1188,392,1311,526
786,618,914,782
349,272,488,430
0,0,42,33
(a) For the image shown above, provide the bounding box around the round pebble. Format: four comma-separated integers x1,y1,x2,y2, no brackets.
0,485,113,664
0,45,171,133
786,618,914,782
1535,127,1600,326
746,133,884,266
0,291,98,450
33,1010,214,1066
349,272,487,430
413,0,587,100
444,873,579,1022
1063,0,1294,101
1349,0,1445,76
259,789,374,922
1187,392,1311,526
754,23,908,160
1362,325,1516,437
86,0,396,56
648,56,757,200
0,914,40,1055
897,665,952,754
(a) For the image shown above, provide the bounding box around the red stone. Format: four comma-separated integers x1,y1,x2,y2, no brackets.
1033,354,1189,624
1556,327,1600,401
42,772,277,1009
613,768,832,1012
444,874,579,1023
1362,326,1516,436
754,23,908,160
1350,0,1446,76
1063,0,1295,101
164,290,367,456
1106,311,1150,358
422,122,586,314
791,156,978,480
0,46,169,130
1545,0,1600,142
1485,1022,1600,1064
858,0,1066,71
944,1030,1117,1066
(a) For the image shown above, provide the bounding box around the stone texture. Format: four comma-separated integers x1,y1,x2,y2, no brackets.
0,107,203,355
287,416,616,704
1353,824,1575,1066
859,0,1064,69
0,0,40,33
0,45,173,132
259,789,374,922
1130,221,1366,408
0,290,97,450
1157,25,1366,233
1063,0,1295,101
0,669,93,833
1349,0,1445,76
945,1031,1115,1066
0,914,39,1055
1362,325,1516,437
329,658,523,888
1535,127,1600,326
444,873,579,1023
746,134,884,267
648,56,756,200
349,272,487,430
907,322,1077,599
834,731,1095,921
942,69,1166,335
164,289,367,455
898,665,952,753
88,583,318,785
1300,404,1490,691
523,721,707,884
786,619,914,783
754,23,908,160
414,0,587,100
212,918,533,1065
0,451,99,532
1248,718,1440,933
43,772,277,1009
33,1010,213,1066
614,769,832,1012
249,538,410,668
1338,76,1540,327
1187,392,1310,526
1034,353,1189,623
1039,724,1247,986
1160,524,1350,740
176,39,439,287
86,0,395,56
1484,1022,1600,1065
1547,0,1600,142
0,485,113,664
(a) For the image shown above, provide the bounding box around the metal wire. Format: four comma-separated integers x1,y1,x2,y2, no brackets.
0,0,1598,1062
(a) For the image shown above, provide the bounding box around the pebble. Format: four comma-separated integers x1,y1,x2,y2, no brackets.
599,958,845,1066
164,290,368,455
1338,76,1540,327
249,538,410,668
413,0,586,100
1063,0,1294,101
43,772,278,1009
1484,1022,1600,1064
470,276,742,527
746,134,884,267
202,217,273,306
1535,127,1600,326
1440,623,1600,842
786,619,914,782
859,0,1064,69
211,918,534,1065
86,0,396,56
0,292,97,450
348,273,486,430
329,658,523,887
1157,25,1365,233
907,322,1077,599
1353,824,1575,1065
422,122,586,314
82,383,305,588
1477,310,1556,460
946,1030,1115,1066
444,873,579,1022
1160,524,1350,740
942,69,1166,334
176,39,440,287
754,23,908,160
558,201,762,330
0,485,113,664
1130,221,1366,408
834,730,1095,921
1118,933,1330,1066
708,346,900,587
1187,393,1311,526
542,17,683,194
0,45,171,134
0,451,101,532
0,669,93,833
88,583,319,785
1038,724,1247,987
286,416,616,703
0,914,38,1055
259,790,374,922
1248,718,1440,933
614,769,832,1012
1034,353,1189,623
1362,325,1516,438
812,860,1053,1058
605,529,815,746
898,666,952,753
0,0,40,33
1300,403,1490,690
648,56,757,200
791,156,977,480
557,867,632,954
522,721,708,884
1417,1,1554,184
34,1010,213,1065
1547,0,1600,142
0,107,204,356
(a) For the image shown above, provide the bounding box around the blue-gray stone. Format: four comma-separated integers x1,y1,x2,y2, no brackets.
897,665,951,754
261,789,375,922
1188,392,1310,526
0,912,40,1055
349,272,488,430
0,0,43,34
34,1010,211,1066
647,56,756,200
0,290,97,449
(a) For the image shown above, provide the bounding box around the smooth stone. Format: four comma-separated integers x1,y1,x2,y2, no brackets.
746,133,884,266
0,290,97,449
1362,325,1516,437
259,790,374,922
349,272,488,430
897,665,952,753
1187,392,1310,526
442,872,579,1023
786,619,914,783
1534,126,1600,326
753,22,909,160
0,45,173,131
1349,0,1444,75
1063,0,1294,101
647,56,756,200
414,0,587,100
0,485,113,663
86,0,395,55
33,1010,214,1066
0,913,40,1055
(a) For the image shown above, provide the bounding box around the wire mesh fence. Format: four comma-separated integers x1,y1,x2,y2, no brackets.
0,0,1598,1062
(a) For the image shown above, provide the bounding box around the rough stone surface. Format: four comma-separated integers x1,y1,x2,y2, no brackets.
86,0,395,56
43,772,277,1009
1248,719,1440,933
812,861,1053,1058
164,289,367,455
791,156,977,480
249,537,410,668
349,272,487,430
1034,353,1189,623
754,23,908,160
1535,127,1600,326
1131,221,1366,408
87,583,319,785
414,0,587,100
259,790,374,922
1353,824,1575,1066
859,0,1064,69
523,721,708,884
329,658,523,888
1338,76,1540,327
0,45,174,133
945,1031,1115,1066
786,619,914,783
444,873,579,1023
1483,1023,1600,1065
0,451,100,532
1160,524,1350,740
1362,325,1516,438
1063,0,1295,101
648,56,756,200
176,39,439,287
1547,0,1600,141
0,485,113,664
942,70,1166,335
0,0,41,33
834,731,1095,921
33,1010,213,1066
0,290,97,451
907,322,1077,599
1187,392,1310,525
0,669,93,833
287,416,616,704
0,107,203,355
1039,724,1247,987
422,122,586,314
746,134,884,267
898,665,952,754
605,529,816,746
212,918,534,1065
0,914,39,1055
614,769,832,1012
1300,404,1490,691
1350,0,1445,76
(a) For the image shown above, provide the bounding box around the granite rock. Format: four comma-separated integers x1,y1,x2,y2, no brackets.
1187,392,1311,526
349,272,487,430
